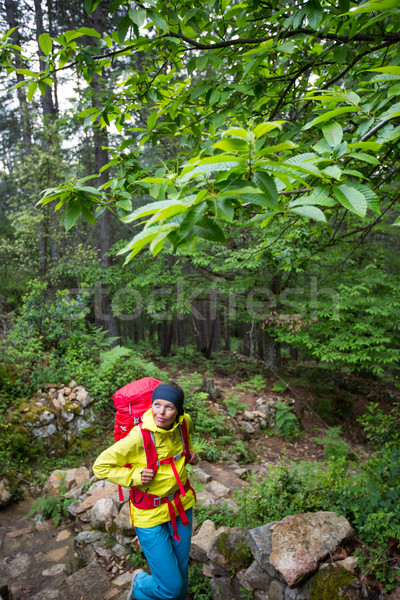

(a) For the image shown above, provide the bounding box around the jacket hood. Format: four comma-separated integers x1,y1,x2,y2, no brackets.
142,407,185,433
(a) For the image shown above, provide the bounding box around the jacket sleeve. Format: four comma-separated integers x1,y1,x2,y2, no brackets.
92,428,144,488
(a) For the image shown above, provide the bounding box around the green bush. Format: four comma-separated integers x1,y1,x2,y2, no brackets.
196,403,399,590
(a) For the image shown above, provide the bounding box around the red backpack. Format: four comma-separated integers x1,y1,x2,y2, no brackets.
112,377,190,503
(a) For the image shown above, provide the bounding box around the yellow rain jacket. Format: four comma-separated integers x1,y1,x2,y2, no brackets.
92,408,196,528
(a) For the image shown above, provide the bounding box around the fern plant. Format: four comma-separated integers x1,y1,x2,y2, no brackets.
23,494,73,526
224,394,248,417
274,401,300,439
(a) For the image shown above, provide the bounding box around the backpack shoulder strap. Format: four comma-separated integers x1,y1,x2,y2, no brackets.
179,418,190,464
139,422,158,472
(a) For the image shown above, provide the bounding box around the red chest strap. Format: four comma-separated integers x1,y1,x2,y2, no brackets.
139,419,190,497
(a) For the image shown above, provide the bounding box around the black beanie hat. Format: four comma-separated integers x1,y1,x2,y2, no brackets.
152,383,184,415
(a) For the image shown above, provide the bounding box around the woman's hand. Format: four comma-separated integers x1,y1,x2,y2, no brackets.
141,468,155,484
188,451,199,465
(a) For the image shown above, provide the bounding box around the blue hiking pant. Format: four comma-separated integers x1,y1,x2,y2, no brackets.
134,509,193,600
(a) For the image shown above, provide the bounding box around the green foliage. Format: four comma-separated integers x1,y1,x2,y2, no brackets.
271,381,287,393
274,401,300,439
188,563,213,600
223,394,248,417
235,375,266,393
315,426,349,460
23,494,73,527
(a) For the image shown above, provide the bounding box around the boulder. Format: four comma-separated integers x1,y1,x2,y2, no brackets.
45,470,68,495
249,512,354,588
208,480,231,500
114,502,133,537
0,475,15,508
244,560,272,590
74,530,107,564
90,497,118,530
309,565,362,600
59,561,110,600
190,520,217,562
74,483,118,515
208,526,251,573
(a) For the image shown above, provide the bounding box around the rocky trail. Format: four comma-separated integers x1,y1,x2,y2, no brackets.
0,496,130,600
0,460,249,600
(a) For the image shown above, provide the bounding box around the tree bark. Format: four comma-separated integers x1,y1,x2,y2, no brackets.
90,5,120,342
4,0,32,147
33,0,56,118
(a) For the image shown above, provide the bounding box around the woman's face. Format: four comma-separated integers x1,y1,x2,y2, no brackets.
152,398,178,430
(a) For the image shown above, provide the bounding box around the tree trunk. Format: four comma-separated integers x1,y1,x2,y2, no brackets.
160,320,174,356
90,5,120,342
34,0,56,118
4,0,32,146
223,310,230,351
264,334,281,372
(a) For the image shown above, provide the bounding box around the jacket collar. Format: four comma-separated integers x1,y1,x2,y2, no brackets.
142,407,184,433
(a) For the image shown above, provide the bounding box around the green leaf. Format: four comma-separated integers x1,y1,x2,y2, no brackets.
305,0,323,30
348,0,400,14
150,12,169,32
213,138,248,152
322,122,343,147
366,66,400,75
81,205,96,225
64,203,82,231
27,80,37,102
347,152,380,166
333,185,368,217
84,0,101,15
129,8,147,27
348,142,382,151
193,216,227,243
147,111,158,129
252,172,278,205
122,199,188,224
303,107,358,130
118,15,131,42
290,205,326,222
350,183,380,213
254,122,284,138
149,230,171,256
392,216,400,226
215,197,236,223
39,33,52,55
379,102,400,121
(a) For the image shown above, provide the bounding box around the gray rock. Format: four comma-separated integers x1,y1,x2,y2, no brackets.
45,470,68,495
42,564,66,577
208,480,231,499
210,577,234,600
1,552,31,578
268,580,286,600
29,588,60,600
192,466,212,484
239,421,255,434
74,530,106,564
268,512,354,587
0,476,14,508
244,560,272,590
59,561,110,600
190,519,217,562
111,543,130,559
114,502,133,536
90,497,117,529
32,423,57,438
208,526,250,573
249,521,282,581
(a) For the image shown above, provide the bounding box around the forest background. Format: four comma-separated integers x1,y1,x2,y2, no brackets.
0,0,400,594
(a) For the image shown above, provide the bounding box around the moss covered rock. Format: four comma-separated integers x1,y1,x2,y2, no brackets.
310,566,361,600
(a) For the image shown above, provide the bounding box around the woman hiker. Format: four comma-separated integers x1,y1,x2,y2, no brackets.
93,382,199,600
